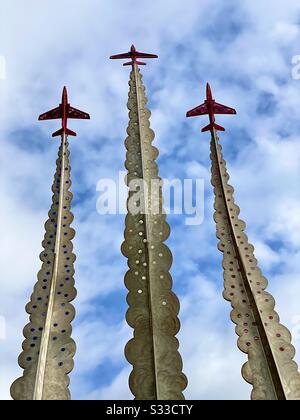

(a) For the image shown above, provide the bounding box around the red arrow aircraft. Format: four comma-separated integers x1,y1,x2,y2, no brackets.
186,83,236,132
110,44,158,66
39,87,90,137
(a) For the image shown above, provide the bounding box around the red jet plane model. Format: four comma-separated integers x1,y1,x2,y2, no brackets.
186,83,236,133
110,44,158,66
39,86,90,137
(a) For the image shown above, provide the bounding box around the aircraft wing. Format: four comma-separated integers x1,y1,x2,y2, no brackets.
186,103,208,117
39,106,62,121
136,52,158,58
110,52,130,59
68,106,90,120
213,102,237,115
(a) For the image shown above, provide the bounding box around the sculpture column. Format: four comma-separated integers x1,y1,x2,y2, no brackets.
111,46,188,400
211,132,300,400
11,87,89,400
187,83,300,400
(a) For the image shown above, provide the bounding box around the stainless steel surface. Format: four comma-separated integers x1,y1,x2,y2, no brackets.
11,135,76,400
121,65,187,400
210,131,300,400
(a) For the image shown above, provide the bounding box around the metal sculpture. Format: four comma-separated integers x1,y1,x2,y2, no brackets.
187,83,300,400
11,87,90,400
111,45,187,400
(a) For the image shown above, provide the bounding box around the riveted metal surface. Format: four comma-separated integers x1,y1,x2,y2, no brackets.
121,65,187,400
211,131,300,400
11,135,76,400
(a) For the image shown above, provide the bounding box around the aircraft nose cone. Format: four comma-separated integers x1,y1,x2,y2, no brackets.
62,86,68,102
206,83,212,99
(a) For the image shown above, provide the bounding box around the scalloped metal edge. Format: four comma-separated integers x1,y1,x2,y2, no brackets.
121,65,187,400
210,133,300,400
11,137,77,400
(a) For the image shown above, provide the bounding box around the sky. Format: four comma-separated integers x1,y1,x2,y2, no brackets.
0,0,300,400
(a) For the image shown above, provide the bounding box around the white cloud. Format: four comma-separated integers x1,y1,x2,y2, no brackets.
1,0,300,401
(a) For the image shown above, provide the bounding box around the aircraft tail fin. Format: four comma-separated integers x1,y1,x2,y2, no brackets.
123,61,146,66
201,123,225,133
52,128,77,137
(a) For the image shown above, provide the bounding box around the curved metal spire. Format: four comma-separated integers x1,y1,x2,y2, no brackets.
112,51,187,399
11,89,89,400
211,133,300,400
187,84,300,400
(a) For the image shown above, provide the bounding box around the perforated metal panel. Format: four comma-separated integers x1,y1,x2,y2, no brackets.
211,132,300,400
121,65,187,400
11,135,76,400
